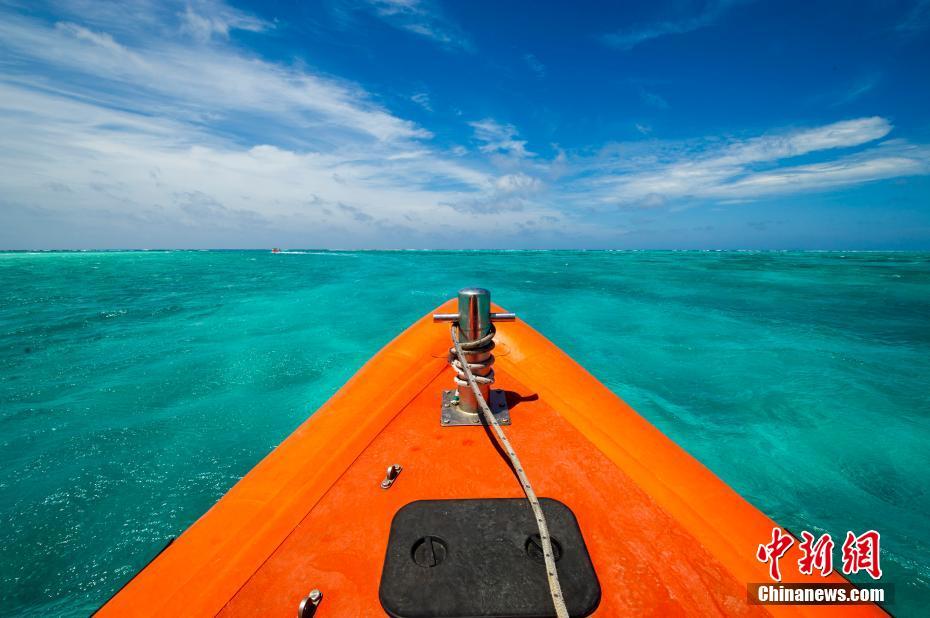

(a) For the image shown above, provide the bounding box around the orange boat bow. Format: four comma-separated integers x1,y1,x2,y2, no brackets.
99,300,886,617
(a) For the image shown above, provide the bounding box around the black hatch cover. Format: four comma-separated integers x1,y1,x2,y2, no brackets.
379,498,600,618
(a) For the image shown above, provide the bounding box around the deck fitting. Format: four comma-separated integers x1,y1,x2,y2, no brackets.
297,588,322,618
380,464,403,489
441,389,510,426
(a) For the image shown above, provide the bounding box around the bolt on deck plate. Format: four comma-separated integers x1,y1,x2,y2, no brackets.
441,389,511,426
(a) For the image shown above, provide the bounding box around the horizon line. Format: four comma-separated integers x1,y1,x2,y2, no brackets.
3,248,930,253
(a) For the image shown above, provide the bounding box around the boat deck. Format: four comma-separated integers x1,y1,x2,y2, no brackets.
222,367,757,616
99,301,885,617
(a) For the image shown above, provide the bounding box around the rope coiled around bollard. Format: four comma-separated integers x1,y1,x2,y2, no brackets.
448,324,497,388
449,324,569,618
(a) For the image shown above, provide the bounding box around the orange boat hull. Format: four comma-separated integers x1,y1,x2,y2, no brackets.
99,300,885,617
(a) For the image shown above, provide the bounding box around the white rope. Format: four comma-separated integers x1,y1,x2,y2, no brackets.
450,324,570,618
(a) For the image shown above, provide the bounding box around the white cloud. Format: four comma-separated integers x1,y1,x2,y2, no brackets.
722,117,892,163
1,2,928,248
495,173,542,193
576,117,928,207
0,3,576,247
411,92,432,111
0,81,574,247
0,13,427,144
179,0,271,42
715,151,928,199
601,0,746,50
469,119,534,158
360,0,472,51
53,21,132,55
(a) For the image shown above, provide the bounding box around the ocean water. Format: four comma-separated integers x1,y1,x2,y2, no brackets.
0,250,928,616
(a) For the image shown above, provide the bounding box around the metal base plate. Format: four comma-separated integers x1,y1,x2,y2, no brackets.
441,389,510,426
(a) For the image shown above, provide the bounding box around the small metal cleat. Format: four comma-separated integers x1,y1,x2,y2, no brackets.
380,464,402,489
297,588,322,618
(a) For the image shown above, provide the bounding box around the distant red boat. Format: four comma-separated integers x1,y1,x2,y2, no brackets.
271,248,281,253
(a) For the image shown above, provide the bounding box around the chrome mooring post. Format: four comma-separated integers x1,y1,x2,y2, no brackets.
454,287,492,412
433,288,515,426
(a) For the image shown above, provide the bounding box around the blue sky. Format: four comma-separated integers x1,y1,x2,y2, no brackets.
1,0,929,249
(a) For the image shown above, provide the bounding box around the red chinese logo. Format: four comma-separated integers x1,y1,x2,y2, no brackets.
841,530,882,580
798,531,834,576
756,527,794,582
757,528,882,581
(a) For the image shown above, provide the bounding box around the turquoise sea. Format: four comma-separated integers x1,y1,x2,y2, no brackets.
1,250,928,616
